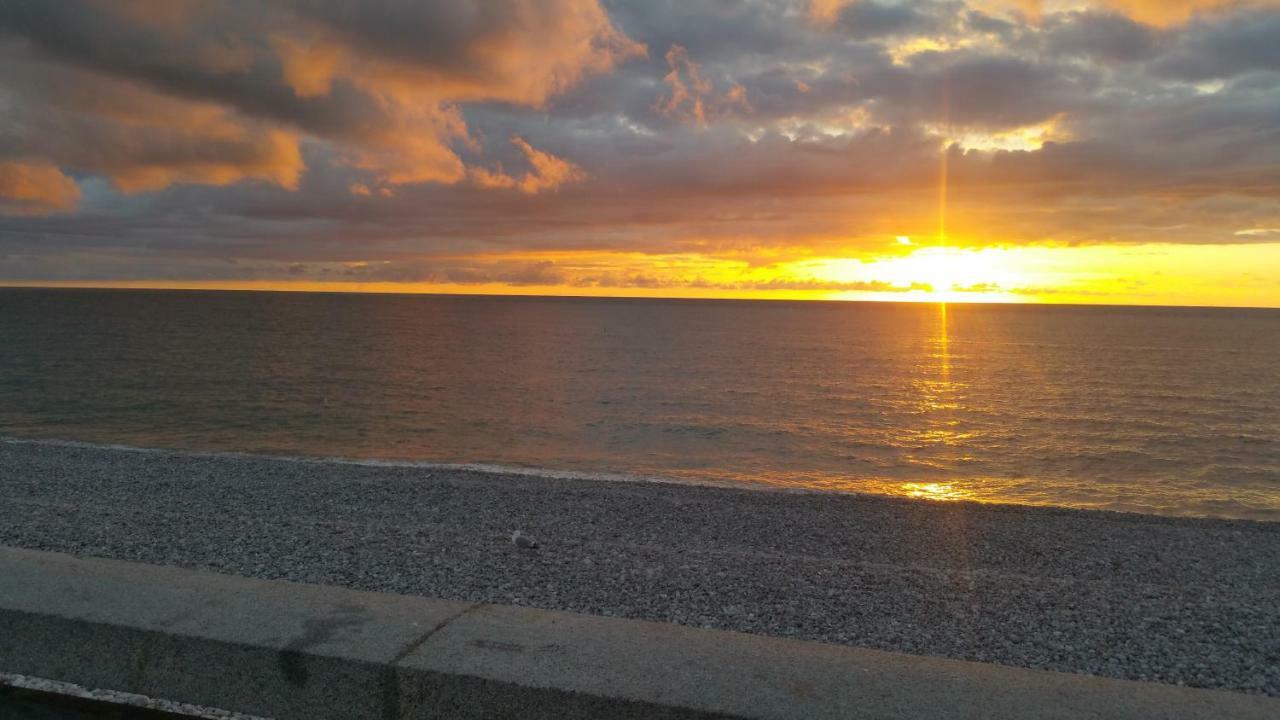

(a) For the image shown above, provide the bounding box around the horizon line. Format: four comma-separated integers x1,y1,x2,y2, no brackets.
1,281,1277,312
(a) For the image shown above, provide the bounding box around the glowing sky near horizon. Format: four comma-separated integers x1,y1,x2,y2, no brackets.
1,0,1278,306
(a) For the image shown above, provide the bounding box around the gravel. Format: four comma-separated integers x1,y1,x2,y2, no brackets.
2,439,1278,696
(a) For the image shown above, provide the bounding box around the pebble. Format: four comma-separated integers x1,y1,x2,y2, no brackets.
1,439,1278,697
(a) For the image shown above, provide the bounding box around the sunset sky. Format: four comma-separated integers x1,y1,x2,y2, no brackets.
1,0,1278,306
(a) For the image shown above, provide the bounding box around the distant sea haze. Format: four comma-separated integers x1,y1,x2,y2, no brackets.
2,288,1277,520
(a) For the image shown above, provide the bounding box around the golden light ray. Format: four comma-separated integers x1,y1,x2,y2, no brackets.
938,74,951,249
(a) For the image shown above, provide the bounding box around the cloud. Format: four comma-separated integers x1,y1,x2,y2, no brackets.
809,0,851,23
828,1,942,39
1089,1,1280,27
0,160,82,216
1044,11,1162,63
0,0,641,209
653,45,750,125
970,1,1280,26
468,136,586,194
872,53,1097,130
1154,8,1280,80
0,49,306,200
0,0,1277,301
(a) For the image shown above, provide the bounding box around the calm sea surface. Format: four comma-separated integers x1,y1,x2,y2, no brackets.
2,289,1277,519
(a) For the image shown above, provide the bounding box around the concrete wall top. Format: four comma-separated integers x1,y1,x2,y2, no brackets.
2,545,1276,720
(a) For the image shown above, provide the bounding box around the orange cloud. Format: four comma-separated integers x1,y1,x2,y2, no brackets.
272,34,346,98
0,160,82,216
818,0,1280,26
110,130,302,194
808,0,850,23
441,0,647,105
509,137,587,193
347,102,471,186
470,136,585,194
0,1,642,199
12,60,307,194
655,45,713,125
265,0,644,186
976,0,1280,25
654,45,750,126
1099,0,1280,25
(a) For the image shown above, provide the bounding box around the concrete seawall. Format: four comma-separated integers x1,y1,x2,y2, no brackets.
2,545,1276,719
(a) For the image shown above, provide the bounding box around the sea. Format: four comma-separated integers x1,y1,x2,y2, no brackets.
1,288,1277,520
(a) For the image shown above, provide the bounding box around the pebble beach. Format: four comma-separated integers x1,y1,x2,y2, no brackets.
1,439,1277,696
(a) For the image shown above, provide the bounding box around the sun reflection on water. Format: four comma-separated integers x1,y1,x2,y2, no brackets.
908,303,963,430
896,481,972,501
896,302,980,500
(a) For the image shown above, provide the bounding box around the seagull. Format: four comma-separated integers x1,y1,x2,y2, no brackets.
511,530,539,549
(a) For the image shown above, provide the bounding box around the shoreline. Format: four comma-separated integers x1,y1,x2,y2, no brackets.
2,439,1277,696
3,436,1273,524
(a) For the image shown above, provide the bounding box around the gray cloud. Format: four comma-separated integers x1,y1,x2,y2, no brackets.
1045,11,1163,64
1155,9,1280,80
833,0,943,40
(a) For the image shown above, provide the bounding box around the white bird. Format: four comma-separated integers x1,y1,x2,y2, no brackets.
511,530,539,549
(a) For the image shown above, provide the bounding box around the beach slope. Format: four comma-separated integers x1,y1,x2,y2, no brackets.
1,440,1276,696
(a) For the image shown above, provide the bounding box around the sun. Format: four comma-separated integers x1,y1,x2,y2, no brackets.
794,244,1034,302
888,247,964,292
879,245,1033,300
